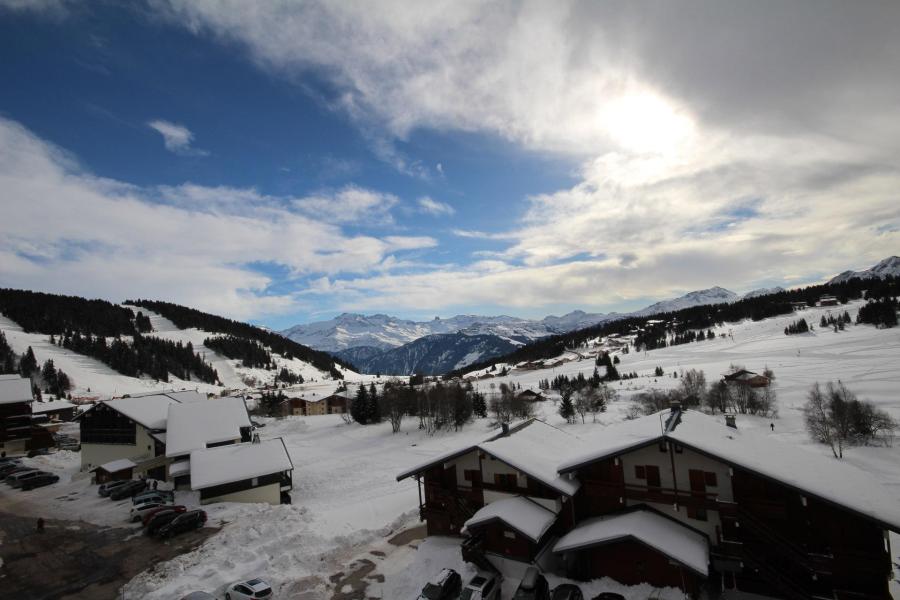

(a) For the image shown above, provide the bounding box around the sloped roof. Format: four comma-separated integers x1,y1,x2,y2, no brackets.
559,409,900,532
103,395,176,430
479,420,581,496
95,458,137,473
553,509,709,576
190,438,293,490
165,396,251,458
31,400,76,414
0,377,32,405
464,496,557,542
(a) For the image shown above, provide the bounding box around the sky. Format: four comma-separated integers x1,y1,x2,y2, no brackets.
1,1,898,330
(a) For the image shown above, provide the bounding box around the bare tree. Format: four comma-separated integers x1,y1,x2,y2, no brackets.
573,390,592,424
679,369,707,407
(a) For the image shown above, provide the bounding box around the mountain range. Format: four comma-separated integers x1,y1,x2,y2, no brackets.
829,256,900,284
284,256,899,375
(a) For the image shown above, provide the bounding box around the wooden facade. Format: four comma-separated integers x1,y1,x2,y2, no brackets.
0,400,33,453
282,394,349,417
403,416,895,599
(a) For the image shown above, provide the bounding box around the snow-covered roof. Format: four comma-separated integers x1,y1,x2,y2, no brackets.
0,377,32,405
31,400,76,414
464,496,557,542
165,390,207,403
0,373,22,380
104,395,176,430
190,438,293,490
479,420,582,496
95,458,137,473
165,397,251,458
169,460,190,477
559,409,900,532
553,509,709,576
395,423,517,482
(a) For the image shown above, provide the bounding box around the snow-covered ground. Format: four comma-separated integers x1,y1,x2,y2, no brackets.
3,299,900,598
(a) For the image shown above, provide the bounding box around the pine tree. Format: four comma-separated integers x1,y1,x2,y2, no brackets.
351,385,368,424
472,392,487,418
367,382,380,423
41,359,58,394
558,389,575,424
19,347,37,379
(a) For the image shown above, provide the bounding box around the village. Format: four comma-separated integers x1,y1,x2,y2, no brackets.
0,297,897,599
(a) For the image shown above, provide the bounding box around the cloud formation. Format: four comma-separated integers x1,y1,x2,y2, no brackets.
417,197,454,217
0,117,433,319
147,119,209,156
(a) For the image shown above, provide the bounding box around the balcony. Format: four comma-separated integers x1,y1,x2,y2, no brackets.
583,480,733,514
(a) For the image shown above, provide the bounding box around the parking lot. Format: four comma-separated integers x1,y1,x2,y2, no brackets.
0,510,216,599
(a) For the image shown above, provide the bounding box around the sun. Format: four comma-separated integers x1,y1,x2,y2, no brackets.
600,91,695,155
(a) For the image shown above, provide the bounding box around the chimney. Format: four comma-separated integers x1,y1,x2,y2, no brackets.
252,432,261,444
725,414,737,429
664,402,682,432
501,422,510,436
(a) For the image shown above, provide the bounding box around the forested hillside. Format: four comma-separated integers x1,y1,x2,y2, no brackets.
127,299,347,378
450,275,900,377
0,288,152,337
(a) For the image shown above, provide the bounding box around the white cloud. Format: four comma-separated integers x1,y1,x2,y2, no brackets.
293,186,399,225
0,117,434,320
147,119,209,156
416,197,454,217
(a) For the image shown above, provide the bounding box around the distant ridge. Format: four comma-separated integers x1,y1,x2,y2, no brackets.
829,256,900,284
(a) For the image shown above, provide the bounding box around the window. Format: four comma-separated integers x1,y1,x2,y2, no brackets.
658,441,668,453
463,469,479,482
705,472,718,487
504,530,516,539
251,477,259,487
493,473,517,488
635,465,646,479
688,505,708,521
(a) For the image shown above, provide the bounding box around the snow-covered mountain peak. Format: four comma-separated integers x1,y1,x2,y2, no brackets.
829,256,900,284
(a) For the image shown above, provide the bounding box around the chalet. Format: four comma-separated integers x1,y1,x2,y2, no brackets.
818,295,840,307
31,400,78,423
281,391,350,417
189,437,293,505
91,458,136,484
398,408,899,599
0,376,34,455
722,369,770,388
516,389,544,402
78,394,174,476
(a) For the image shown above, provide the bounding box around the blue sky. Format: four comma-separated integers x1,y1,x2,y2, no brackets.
1,1,898,329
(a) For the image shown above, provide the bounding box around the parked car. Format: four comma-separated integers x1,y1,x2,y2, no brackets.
133,489,174,504
130,499,174,522
27,447,55,458
21,473,60,490
225,578,273,599
0,465,35,480
7,470,51,488
57,440,81,451
109,480,147,500
0,457,20,465
145,510,184,536
418,568,462,600
590,594,623,600
141,504,186,526
460,573,502,600
98,479,131,496
180,593,217,600
551,585,584,600
156,510,207,539
514,567,550,600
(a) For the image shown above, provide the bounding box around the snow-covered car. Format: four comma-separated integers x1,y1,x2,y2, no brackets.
460,573,501,600
130,499,173,522
224,577,273,599
418,568,462,599
513,567,550,600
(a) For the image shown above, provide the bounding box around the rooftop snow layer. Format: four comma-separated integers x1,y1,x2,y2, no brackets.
190,438,293,490
479,420,582,496
96,458,137,473
560,409,900,531
464,496,557,542
169,460,190,477
553,509,709,575
165,397,251,458
0,377,32,405
31,400,76,414
105,394,176,430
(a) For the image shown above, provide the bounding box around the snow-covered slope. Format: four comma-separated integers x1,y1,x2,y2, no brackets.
829,256,900,284
743,286,785,299
633,286,739,316
0,305,358,399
